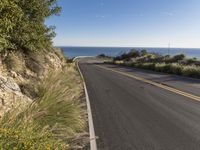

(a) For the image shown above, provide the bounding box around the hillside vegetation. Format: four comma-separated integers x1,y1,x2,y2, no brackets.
0,59,87,149
0,0,61,53
0,0,88,149
110,49,200,78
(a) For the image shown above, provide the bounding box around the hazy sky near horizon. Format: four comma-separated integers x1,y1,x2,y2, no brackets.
46,0,200,48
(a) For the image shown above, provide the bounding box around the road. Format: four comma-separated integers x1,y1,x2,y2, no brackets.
79,59,200,150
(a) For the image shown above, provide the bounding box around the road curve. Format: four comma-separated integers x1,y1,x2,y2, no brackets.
79,59,200,150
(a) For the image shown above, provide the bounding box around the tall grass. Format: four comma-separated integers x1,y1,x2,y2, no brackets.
111,49,200,78
0,64,86,149
0,114,67,149
4,52,25,73
182,65,200,78
115,61,200,79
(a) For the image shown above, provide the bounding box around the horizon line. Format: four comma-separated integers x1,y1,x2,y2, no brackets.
54,45,200,49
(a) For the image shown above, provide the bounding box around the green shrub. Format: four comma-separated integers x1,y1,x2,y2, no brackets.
134,63,142,68
0,0,61,53
0,103,68,150
186,58,197,65
114,49,140,61
129,49,141,58
140,63,155,70
0,124,67,150
124,62,135,67
155,63,166,72
182,65,200,78
163,64,171,73
115,60,124,64
172,54,185,62
140,49,147,56
169,63,183,75
113,50,200,79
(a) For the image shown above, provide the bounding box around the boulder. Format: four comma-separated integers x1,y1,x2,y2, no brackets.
0,75,21,92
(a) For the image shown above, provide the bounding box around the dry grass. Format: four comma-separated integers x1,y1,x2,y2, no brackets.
4,51,25,73
0,63,87,149
113,59,200,79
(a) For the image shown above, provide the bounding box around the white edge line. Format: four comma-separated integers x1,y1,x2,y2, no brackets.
76,60,97,150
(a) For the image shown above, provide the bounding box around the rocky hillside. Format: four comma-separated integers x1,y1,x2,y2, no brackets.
0,48,66,118
0,49,88,149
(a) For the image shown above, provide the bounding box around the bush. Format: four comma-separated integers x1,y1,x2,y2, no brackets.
115,60,124,64
0,103,68,150
122,62,184,75
140,49,147,56
163,64,171,73
172,54,185,62
152,63,169,73
113,50,200,79
186,58,197,65
129,49,140,58
0,0,61,53
169,63,183,75
97,54,106,58
114,49,140,61
155,63,166,72
140,63,155,70
120,53,131,61
0,124,67,150
124,62,134,67
188,58,200,66
182,65,200,78
133,63,142,68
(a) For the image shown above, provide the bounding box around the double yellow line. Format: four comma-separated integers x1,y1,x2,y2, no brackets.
97,65,200,102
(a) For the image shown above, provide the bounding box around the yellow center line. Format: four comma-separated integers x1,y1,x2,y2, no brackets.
96,65,200,102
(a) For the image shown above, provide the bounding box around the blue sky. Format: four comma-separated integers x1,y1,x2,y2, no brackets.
46,0,200,48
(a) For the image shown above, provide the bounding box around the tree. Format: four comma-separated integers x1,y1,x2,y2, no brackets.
173,54,185,62
0,0,61,53
0,0,23,52
140,49,147,56
129,49,140,58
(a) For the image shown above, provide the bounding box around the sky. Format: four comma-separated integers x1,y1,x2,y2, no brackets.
45,0,200,48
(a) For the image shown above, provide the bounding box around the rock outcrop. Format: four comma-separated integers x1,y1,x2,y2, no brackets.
0,49,66,117
0,75,31,118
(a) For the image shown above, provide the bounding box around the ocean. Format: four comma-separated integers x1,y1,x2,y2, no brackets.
60,46,200,59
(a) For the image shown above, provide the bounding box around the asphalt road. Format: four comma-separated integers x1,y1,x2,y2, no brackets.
79,59,200,150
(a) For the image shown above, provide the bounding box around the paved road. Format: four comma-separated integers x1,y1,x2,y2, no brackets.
79,59,200,150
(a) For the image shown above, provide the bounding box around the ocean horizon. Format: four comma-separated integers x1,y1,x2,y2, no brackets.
59,46,200,59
